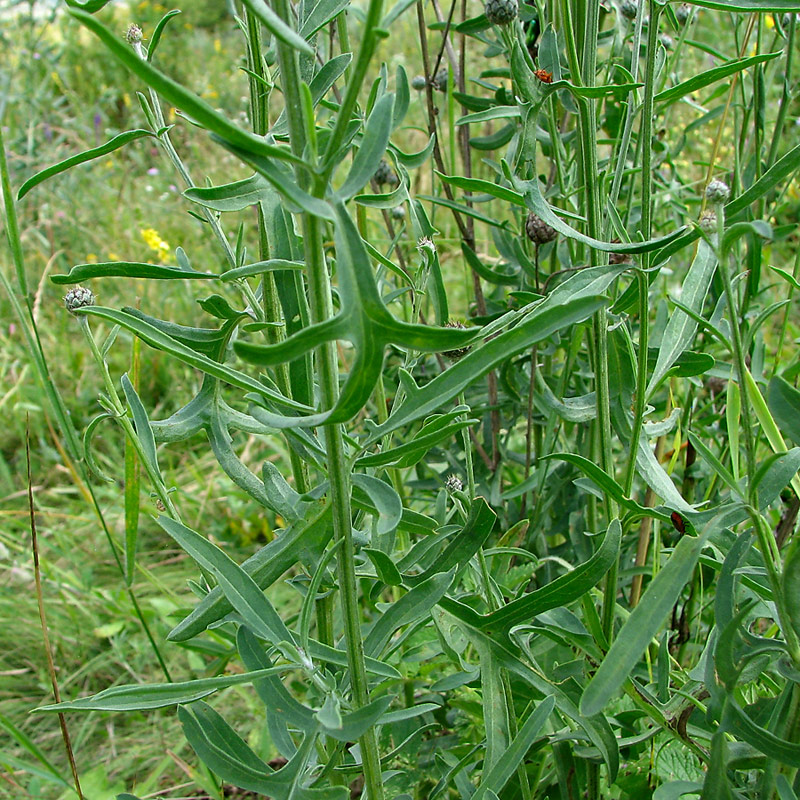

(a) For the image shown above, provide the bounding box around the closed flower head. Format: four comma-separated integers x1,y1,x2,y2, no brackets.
526,212,558,245
485,0,518,25
705,179,730,204
64,286,95,313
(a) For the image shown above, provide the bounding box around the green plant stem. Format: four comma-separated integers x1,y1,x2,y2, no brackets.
269,0,384,792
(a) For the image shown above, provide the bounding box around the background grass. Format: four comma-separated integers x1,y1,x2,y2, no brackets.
2,0,800,798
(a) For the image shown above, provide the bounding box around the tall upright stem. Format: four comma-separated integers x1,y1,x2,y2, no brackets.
270,0,385,795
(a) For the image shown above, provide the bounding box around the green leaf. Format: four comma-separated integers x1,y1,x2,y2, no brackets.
364,570,456,657
688,1,800,10
655,52,782,106
357,410,477,469
701,732,735,800
405,497,497,586
479,520,621,633
722,699,800,767
147,9,181,62
120,373,160,482
753,448,800,508
339,94,395,200
51,261,217,284
37,668,289,712
364,548,403,585
78,306,311,414
352,474,402,538
157,516,296,648
437,172,525,206
240,0,314,55
768,377,800,447
364,266,620,443
70,10,303,166
472,696,555,800
299,0,350,38
647,239,717,396
168,502,332,641
783,538,800,642
513,170,687,254
185,174,270,212
17,130,154,200
580,528,711,716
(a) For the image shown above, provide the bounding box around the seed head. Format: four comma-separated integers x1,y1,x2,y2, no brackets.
445,474,464,493
675,3,691,24
125,23,143,45
525,212,558,245
433,67,449,92
64,286,95,314
699,210,718,232
705,179,730,205
620,0,638,21
485,0,518,26
411,75,428,91
373,159,399,188
442,320,472,361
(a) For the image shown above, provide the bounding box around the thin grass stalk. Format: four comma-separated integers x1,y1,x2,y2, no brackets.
26,427,84,800
1,126,172,682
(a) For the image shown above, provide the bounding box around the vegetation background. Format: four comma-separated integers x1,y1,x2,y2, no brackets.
1,0,800,798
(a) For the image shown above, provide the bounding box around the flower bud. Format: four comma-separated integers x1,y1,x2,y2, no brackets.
64,286,95,314
485,0,518,26
391,205,405,220
705,179,730,204
411,75,427,91
373,159,399,188
525,212,558,245
675,4,691,24
620,0,638,21
433,67,449,92
699,210,718,232
126,23,143,45
445,474,463,493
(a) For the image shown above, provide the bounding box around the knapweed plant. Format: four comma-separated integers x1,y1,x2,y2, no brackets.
4,0,800,797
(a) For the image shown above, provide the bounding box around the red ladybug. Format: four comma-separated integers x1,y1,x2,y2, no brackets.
670,512,686,534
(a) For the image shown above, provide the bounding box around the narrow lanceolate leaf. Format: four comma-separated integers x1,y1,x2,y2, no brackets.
168,502,332,641
157,516,295,648
240,0,314,55
513,172,686,254
688,0,800,10
722,700,800,767
17,130,154,199
472,696,555,800
364,570,455,657
70,10,304,167
185,174,270,212
51,261,217,283
768,376,800,447
655,52,782,105
480,520,621,633
581,528,711,717
36,668,290,712
338,93,395,199
120,374,160,480
146,8,181,62
647,239,717,396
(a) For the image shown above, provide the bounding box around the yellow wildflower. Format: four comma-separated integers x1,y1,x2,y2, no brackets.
140,228,170,259
214,38,222,54
107,251,120,261
86,253,98,263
